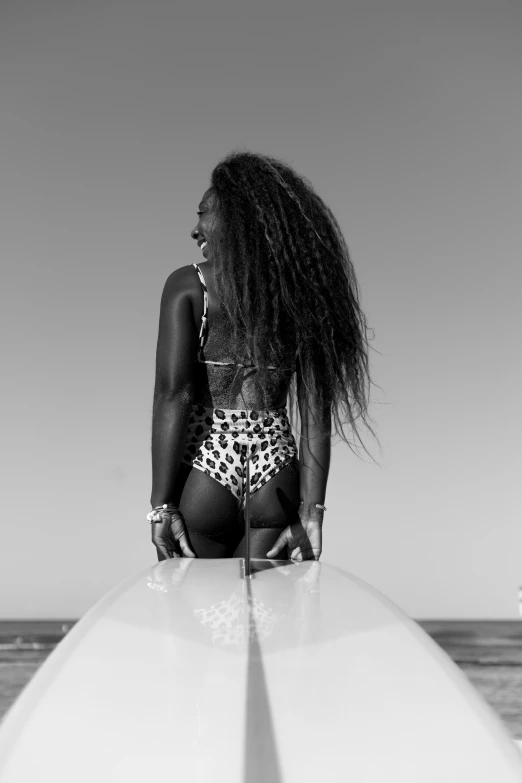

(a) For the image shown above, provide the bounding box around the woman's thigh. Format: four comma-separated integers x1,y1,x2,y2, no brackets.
172,463,243,558
233,458,300,559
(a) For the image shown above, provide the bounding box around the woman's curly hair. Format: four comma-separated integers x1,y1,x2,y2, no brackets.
208,148,380,462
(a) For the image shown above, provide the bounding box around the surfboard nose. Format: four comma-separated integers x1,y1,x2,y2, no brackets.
1,560,522,782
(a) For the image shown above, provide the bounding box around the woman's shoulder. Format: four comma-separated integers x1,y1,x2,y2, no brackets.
160,264,210,330
163,263,200,286
161,263,202,301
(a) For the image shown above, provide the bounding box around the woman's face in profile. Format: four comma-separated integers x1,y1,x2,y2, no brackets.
191,188,218,262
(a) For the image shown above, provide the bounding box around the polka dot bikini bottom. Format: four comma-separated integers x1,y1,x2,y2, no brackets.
181,403,298,507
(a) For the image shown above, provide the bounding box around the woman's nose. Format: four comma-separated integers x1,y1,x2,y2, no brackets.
191,226,200,240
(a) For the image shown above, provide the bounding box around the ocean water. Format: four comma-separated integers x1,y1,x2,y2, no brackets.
0,620,521,740
417,620,522,739
0,621,76,721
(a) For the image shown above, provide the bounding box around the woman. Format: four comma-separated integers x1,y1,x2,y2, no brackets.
149,150,377,561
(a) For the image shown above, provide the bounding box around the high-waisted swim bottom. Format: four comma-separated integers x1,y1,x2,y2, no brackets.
181,404,298,507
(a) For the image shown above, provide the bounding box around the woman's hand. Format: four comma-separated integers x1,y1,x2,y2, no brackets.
266,509,323,561
150,509,197,560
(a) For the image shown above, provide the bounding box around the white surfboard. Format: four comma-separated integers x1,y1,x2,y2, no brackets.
0,557,521,782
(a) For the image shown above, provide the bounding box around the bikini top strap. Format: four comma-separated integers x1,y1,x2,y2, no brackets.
192,263,209,358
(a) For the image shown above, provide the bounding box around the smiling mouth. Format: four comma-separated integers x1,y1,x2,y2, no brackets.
199,241,208,250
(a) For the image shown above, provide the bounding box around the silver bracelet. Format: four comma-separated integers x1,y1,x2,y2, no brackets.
300,501,327,511
147,503,180,523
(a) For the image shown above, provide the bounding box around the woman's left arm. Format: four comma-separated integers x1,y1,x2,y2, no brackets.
150,267,197,507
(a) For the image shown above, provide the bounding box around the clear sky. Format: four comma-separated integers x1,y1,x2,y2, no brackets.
1,0,520,619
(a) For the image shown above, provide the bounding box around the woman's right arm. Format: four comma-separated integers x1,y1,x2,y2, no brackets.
297,369,331,517
266,367,331,560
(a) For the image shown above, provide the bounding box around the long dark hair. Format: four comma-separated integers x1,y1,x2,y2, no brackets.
208,148,380,461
